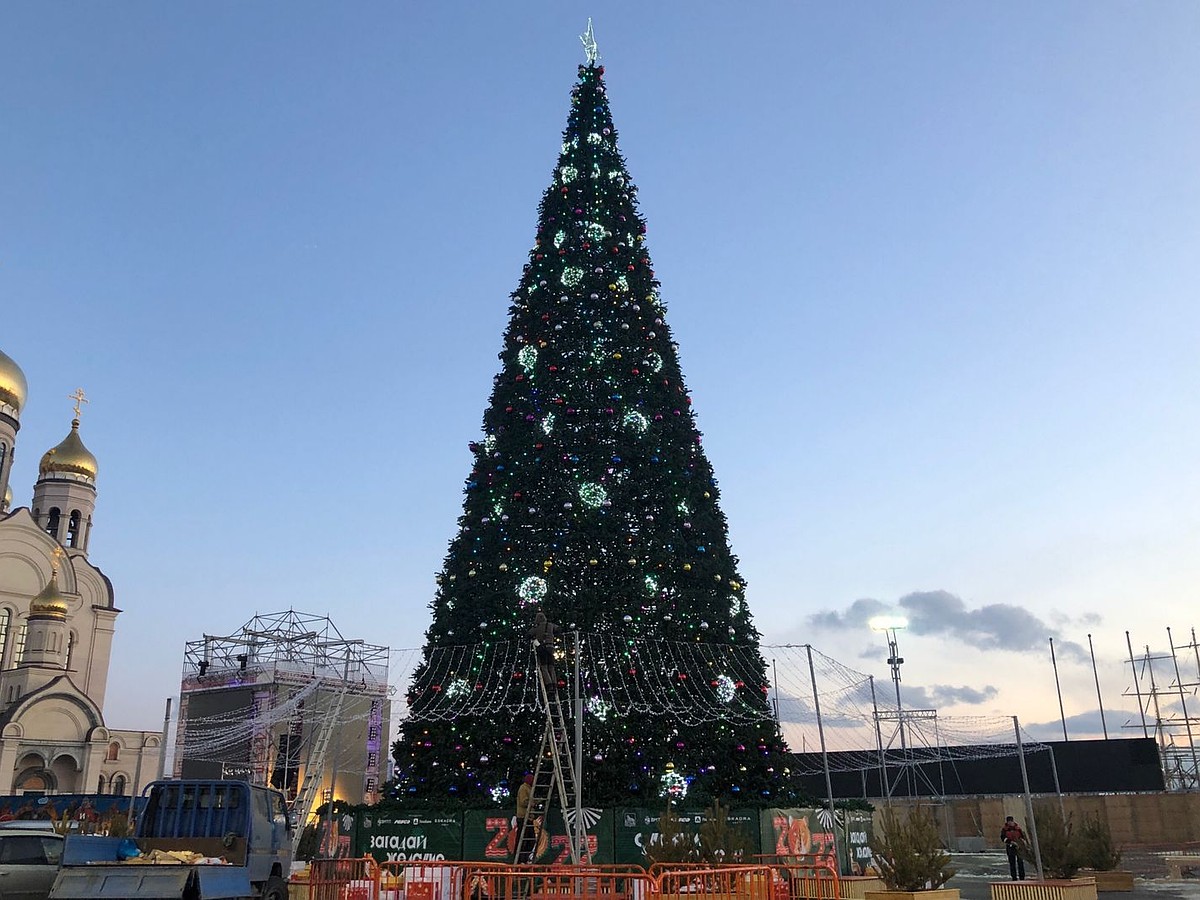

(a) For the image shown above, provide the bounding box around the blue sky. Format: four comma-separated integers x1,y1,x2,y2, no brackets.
3,3,1198,742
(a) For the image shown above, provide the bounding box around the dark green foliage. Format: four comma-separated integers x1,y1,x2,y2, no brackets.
1076,813,1122,872
1028,803,1083,880
393,62,793,806
295,824,319,861
869,806,955,892
698,799,752,864
646,801,698,864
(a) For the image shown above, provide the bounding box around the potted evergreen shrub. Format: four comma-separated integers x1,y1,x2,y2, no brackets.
992,805,1097,900
1077,814,1131,892
864,806,959,900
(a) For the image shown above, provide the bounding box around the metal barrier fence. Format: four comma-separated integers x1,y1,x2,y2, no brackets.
654,865,777,900
378,861,509,900
467,864,656,900
300,859,783,900
307,857,382,900
759,855,839,900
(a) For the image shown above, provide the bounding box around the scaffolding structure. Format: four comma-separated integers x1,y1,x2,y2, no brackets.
1123,627,1200,791
176,610,390,817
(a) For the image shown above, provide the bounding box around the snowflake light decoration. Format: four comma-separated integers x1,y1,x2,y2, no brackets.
518,345,538,372
446,679,470,699
518,576,548,606
623,410,649,433
659,766,689,800
715,675,737,704
579,482,607,508
586,697,611,721
562,267,583,288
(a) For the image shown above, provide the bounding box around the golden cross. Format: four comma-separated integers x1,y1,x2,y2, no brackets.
50,546,65,575
68,388,88,420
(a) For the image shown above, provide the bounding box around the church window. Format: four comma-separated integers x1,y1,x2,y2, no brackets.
97,775,105,793
12,623,27,666
112,775,127,795
46,508,60,538
66,632,76,670
0,610,9,669
107,742,120,761
67,510,81,547
0,441,6,478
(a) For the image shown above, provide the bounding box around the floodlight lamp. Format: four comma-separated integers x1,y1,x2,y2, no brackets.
868,615,909,632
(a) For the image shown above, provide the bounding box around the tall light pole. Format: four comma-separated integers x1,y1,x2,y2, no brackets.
870,615,910,797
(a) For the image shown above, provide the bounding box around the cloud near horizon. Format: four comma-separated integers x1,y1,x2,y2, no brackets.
809,590,1089,661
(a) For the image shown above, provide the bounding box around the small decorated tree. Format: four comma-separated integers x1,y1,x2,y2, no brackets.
869,806,956,892
698,799,752,864
646,801,699,864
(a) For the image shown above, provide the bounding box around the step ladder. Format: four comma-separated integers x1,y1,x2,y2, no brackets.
290,680,350,855
512,672,581,864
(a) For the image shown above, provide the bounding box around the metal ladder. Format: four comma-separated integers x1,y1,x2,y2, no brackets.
512,674,580,864
290,681,350,855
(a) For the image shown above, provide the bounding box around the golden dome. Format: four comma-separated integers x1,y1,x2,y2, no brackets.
39,420,98,481
0,349,28,414
3,483,10,510
30,570,69,620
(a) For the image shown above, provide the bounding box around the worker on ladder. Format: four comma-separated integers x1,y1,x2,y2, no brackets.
529,609,561,689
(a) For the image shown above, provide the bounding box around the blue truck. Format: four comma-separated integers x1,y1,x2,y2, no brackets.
50,780,293,900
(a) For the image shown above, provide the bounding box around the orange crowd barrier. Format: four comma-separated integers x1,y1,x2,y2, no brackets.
307,857,383,900
654,864,777,900
465,863,655,900
378,860,510,900
753,855,839,900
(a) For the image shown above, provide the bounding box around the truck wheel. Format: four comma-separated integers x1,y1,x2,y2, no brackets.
261,875,289,900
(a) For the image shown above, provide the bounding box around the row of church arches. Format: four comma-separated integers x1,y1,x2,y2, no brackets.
32,507,91,549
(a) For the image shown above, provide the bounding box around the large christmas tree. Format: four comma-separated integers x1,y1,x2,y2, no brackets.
394,57,793,807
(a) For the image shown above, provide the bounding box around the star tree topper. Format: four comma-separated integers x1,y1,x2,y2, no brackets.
580,19,600,65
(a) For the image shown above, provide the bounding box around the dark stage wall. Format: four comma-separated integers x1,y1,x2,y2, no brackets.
791,738,1164,798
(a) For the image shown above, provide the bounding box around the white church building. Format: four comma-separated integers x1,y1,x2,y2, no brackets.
0,347,162,795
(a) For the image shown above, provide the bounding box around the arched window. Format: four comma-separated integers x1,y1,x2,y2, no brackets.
0,441,7,482
0,609,9,669
106,742,120,762
112,775,127,795
67,510,81,547
12,623,27,666
97,775,106,793
65,632,76,670
46,507,60,538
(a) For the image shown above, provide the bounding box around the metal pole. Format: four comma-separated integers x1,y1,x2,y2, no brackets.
887,629,910,797
772,658,780,721
1047,746,1065,820
1087,634,1108,740
1050,638,1068,741
807,644,841,873
1014,716,1044,881
157,697,173,781
573,629,585,861
1167,627,1200,789
1126,631,1149,738
1147,645,1166,749
869,676,890,805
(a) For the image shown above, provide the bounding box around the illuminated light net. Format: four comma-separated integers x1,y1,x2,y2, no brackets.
391,640,1050,775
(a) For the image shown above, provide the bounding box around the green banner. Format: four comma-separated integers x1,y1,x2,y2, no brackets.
355,811,463,863
613,807,762,866
840,809,874,876
462,808,614,865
